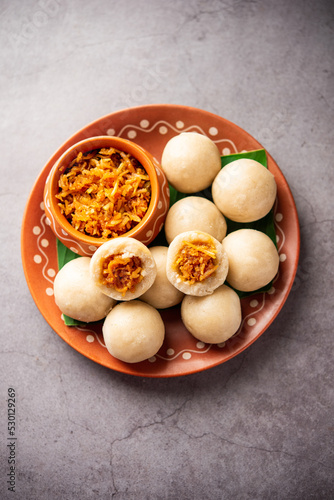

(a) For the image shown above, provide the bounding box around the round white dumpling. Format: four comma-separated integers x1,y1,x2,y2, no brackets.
164,196,227,244
140,246,184,309
221,229,279,292
212,158,277,222
181,284,242,344
90,237,156,301
161,132,221,193
102,301,165,363
166,230,229,296
54,257,116,322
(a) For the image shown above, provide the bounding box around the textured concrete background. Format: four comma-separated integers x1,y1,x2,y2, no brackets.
1,0,333,498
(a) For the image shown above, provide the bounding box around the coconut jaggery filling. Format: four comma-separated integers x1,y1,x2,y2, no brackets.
101,254,143,295
56,148,151,238
175,241,218,284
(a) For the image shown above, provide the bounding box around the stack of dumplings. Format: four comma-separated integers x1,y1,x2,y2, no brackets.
53,132,280,363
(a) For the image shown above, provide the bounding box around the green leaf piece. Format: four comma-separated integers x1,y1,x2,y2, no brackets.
57,238,80,269
220,148,267,168
168,185,188,207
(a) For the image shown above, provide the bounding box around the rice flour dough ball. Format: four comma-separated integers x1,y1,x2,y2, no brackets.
166,230,229,296
90,237,156,301
102,301,165,363
221,229,279,292
140,246,184,309
164,196,227,244
212,158,277,222
181,285,242,344
54,257,116,322
161,132,221,193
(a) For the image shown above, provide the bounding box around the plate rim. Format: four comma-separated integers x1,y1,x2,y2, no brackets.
21,104,300,378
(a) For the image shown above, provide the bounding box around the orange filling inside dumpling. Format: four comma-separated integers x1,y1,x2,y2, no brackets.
174,241,218,284
101,254,143,296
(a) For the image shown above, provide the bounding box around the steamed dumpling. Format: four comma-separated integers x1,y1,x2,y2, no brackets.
221,229,279,292
90,237,156,301
161,132,221,193
102,301,165,363
140,246,184,309
212,158,277,222
164,196,227,244
166,230,228,296
53,257,116,322
181,284,242,344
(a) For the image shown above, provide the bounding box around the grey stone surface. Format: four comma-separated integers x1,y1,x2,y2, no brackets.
1,0,333,498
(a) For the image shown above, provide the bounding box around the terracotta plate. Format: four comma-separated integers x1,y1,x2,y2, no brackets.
21,104,300,378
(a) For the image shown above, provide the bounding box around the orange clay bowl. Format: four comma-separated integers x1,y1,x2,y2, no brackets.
43,136,170,256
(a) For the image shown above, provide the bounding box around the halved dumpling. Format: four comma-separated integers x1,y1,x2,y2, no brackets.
90,237,156,301
166,230,228,296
